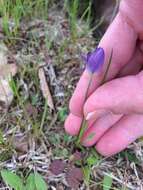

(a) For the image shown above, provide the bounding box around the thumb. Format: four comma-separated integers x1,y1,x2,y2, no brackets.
84,71,143,120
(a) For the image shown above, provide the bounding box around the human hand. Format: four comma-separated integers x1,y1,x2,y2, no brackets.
64,0,143,156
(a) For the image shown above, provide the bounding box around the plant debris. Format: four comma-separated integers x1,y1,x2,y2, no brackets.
25,103,38,119
38,67,55,110
65,167,83,189
12,136,28,154
49,160,66,175
69,150,82,163
0,44,17,109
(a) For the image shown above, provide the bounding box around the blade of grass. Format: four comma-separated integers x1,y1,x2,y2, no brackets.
9,78,36,131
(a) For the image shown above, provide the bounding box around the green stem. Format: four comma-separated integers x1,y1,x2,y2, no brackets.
76,49,113,146
77,74,93,145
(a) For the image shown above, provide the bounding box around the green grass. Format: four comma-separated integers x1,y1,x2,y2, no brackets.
0,0,51,40
0,0,25,36
0,0,140,189
0,0,93,43
64,0,92,41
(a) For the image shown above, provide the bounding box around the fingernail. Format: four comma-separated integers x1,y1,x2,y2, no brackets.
85,109,109,121
85,111,95,120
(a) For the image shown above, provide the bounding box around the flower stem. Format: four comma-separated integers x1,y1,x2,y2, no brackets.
76,49,113,146
76,74,93,145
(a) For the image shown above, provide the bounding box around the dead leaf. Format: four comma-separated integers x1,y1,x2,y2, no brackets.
0,79,13,104
0,64,17,77
38,68,54,110
0,43,17,108
66,167,83,189
13,136,28,153
25,103,38,119
49,160,66,175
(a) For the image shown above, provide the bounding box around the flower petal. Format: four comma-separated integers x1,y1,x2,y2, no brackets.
86,47,105,73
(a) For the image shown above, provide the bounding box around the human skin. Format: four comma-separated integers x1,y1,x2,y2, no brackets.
64,0,143,156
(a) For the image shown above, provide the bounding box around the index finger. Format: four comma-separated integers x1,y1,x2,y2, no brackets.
69,12,137,117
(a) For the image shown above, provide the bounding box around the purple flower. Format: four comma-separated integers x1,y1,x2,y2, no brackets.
82,47,105,73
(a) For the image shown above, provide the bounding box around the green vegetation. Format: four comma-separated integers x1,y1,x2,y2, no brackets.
0,0,140,189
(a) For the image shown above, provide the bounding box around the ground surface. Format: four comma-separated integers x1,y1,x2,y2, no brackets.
0,0,143,190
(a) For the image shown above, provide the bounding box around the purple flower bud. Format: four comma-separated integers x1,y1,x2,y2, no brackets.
82,47,105,73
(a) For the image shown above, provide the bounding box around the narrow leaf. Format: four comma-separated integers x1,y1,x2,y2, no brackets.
1,170,23,190
83,166,91,186
26,173,36,190
103,174,113,190
34,172,47,190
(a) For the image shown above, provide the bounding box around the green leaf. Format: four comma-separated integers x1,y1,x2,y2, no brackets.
63,134,73,143
1,170,23,190
87,155,98,166
34,172,47,190
61,148,69,157
31,94,39,105
58,107,68,122
83,166,91,186
91,148,100,159
120,151,139,164
26,173,36,190
102,174,113,190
